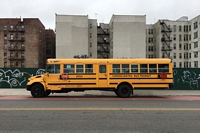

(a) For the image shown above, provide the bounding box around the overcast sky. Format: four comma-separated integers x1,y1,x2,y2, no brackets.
1,0,200,30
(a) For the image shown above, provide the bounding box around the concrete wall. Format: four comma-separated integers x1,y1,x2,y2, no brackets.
56,14,89,58
88,19,97,58
109,15,146,58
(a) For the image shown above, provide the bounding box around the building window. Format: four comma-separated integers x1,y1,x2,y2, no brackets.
189,53,191,58
194,61,198,68
148,46,153,51
4,34,7,40
148,38,153,43
179,26,182,32
90,33,92,38
189,44,191,49
189,25,191,31
179,62,182,68
194,32,198,39
189,35,191,40
194,51,198,58
90,43,92,47
90,52,92,57
184,34,188,41
184,25,188,32
10,62,13,67
189,62,191,68
4,44,7,50
21,43,24,49
10,25,13,31
194,22,198,29
173,62,176,68
173,34,176,40
21,61,25,68
89,24,92,28
21,52,24,59
194,42,198,48
4,25,7,30
179,44,182,50
179,53,182,59
148,29,153,34
10,43,14,49
173,53,176,59
4,53,7,59
21,34,24,40
179,35,182,41
10,34,13,40
173,44,176,49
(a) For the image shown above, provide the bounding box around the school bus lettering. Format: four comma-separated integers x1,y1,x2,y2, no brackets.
140,74,151,77
26,58,173,98
76,75,83,78
112,75,132,77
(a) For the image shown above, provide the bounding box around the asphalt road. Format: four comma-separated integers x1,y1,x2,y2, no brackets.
1,100,200,133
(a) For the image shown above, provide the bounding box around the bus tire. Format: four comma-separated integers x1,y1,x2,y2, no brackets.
31,84,44,98
114,90,119,96
44,90,51,97
117,84,132,98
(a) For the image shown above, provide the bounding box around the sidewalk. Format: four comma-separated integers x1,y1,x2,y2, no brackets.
0,88,200,96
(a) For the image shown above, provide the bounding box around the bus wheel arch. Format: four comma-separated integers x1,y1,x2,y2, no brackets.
116,82,133,98
30,82,45,98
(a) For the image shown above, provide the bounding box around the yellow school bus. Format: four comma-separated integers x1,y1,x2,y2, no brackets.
26,58,173,98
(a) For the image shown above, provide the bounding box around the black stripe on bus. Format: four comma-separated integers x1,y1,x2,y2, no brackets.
64,78,96,80
110,78,173,80
48,83,96,85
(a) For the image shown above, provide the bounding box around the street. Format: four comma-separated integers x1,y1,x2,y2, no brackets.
1,97,200,133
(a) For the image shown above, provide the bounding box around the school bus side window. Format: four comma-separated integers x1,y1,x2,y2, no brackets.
64,64,74,73
112,64,120,73
47,64,60,74
158,64,169,72
149,64,157,73
122,64,129,73
85,64,93,73
99,65,106,73
76,64,84,73
131,64,138,73
140,64,147,73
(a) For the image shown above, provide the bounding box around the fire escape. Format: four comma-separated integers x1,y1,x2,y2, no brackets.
97,26,109,58
8,21,25,68
160,20,172,59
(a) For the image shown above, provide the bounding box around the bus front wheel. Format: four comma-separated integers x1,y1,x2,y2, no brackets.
117,84,132,98
31,84,44,98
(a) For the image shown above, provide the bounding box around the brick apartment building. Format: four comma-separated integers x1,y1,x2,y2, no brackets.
0,18,55,68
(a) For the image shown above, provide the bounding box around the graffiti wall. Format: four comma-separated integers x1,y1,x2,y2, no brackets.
173,68,200,90
0,68,199,89
0,68,45,88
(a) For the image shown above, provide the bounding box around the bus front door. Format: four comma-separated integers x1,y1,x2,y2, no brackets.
98,64,108,86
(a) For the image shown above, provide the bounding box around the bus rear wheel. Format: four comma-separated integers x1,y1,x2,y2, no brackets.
31,84,44,98
117,84,132,98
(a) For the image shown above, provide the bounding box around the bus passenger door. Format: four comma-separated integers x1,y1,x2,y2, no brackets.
98,64,108,86
47,64,61,89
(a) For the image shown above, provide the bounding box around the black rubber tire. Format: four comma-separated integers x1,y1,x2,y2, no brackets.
44,90,51,97
114,90,119,96
117,84,132,98
31,84,44,98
